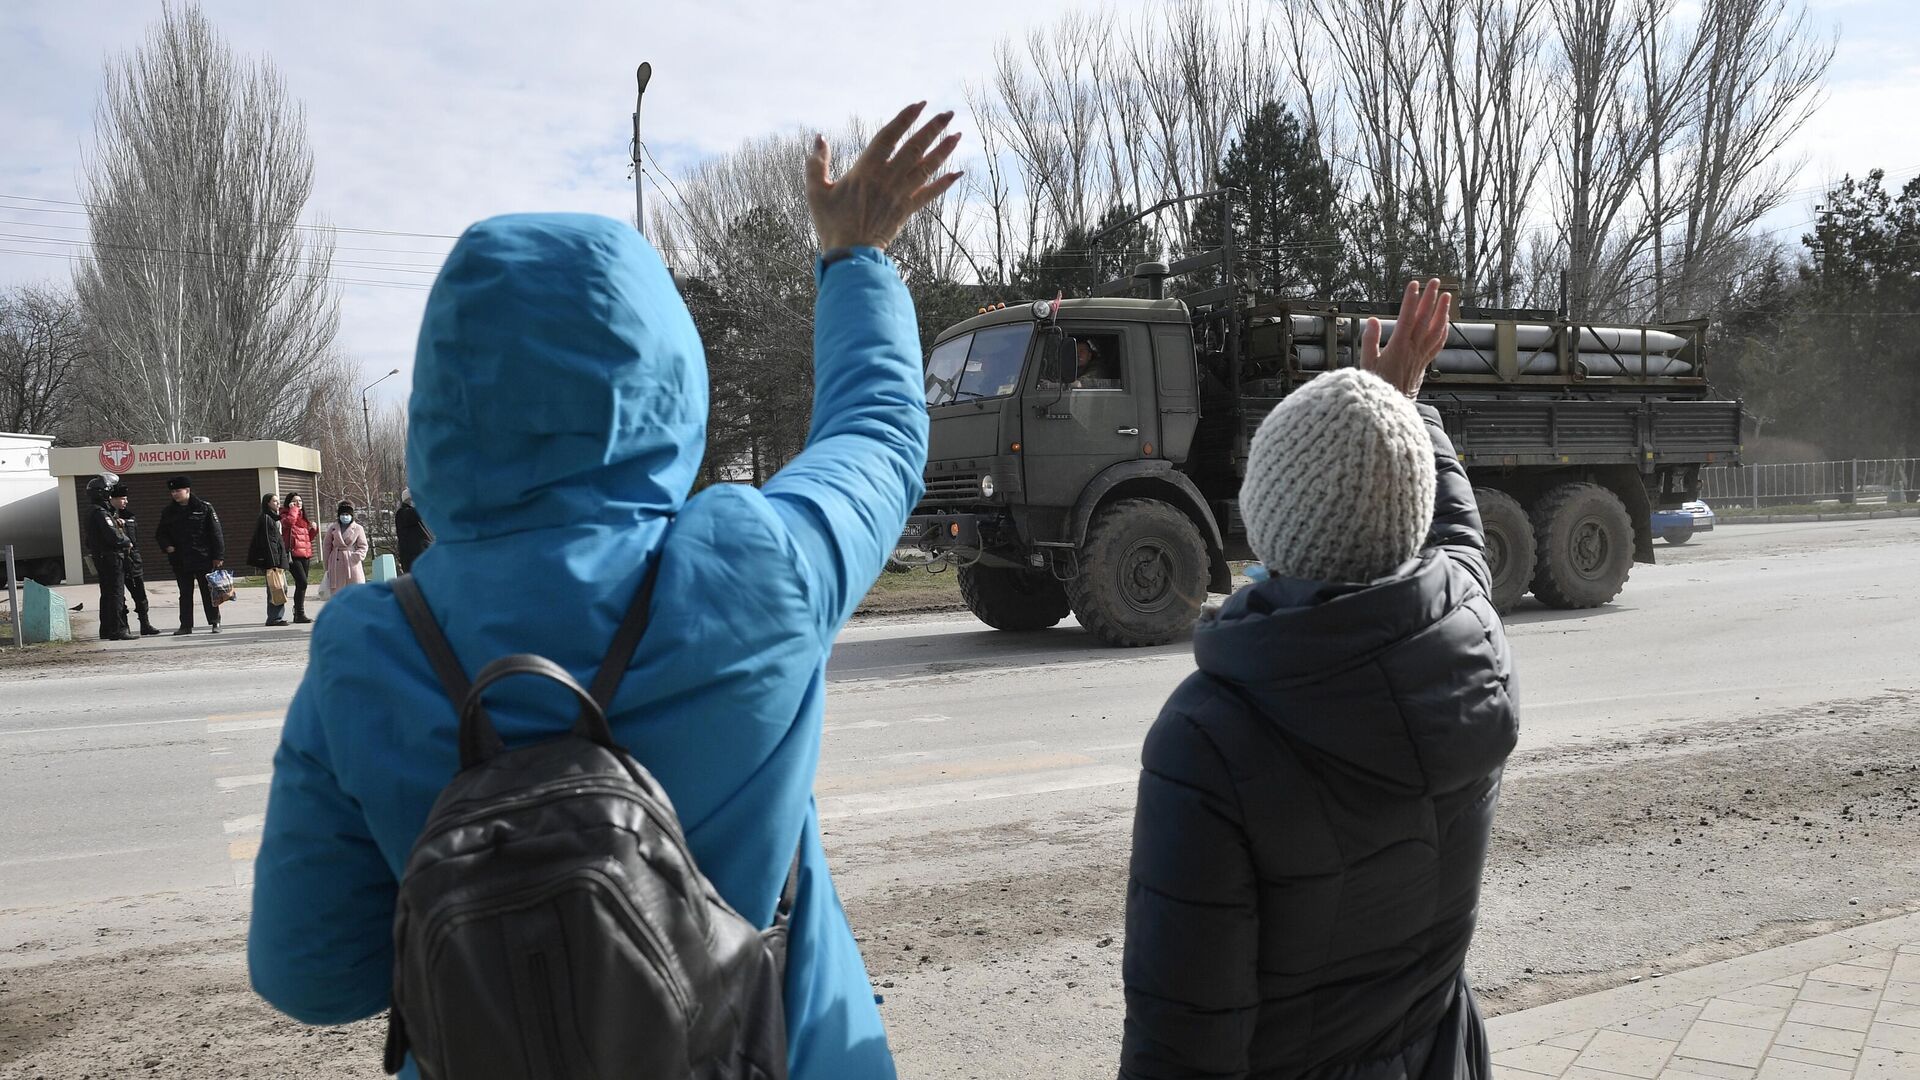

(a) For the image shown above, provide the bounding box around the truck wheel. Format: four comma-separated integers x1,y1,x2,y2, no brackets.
1473,488,1536,615
956,564,1071,631
1663,527,1694,546
1067,498,1208,647
1530,482,1634,609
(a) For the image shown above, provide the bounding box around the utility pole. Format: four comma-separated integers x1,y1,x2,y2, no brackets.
632,62,652,238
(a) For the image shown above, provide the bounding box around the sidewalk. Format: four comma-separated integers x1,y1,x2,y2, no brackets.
1489,911,1920,1078
51,579,326,646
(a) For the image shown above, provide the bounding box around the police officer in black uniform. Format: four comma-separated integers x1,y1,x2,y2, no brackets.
83,475,135,641
109,482,161,636
155,475,226,635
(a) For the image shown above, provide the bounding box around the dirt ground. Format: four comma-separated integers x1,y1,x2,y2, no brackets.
3,684,1914,1078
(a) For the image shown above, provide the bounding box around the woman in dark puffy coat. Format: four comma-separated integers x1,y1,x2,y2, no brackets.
247,492,292,627
1121,281,1518,1080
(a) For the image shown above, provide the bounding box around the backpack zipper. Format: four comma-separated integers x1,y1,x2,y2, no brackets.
412,778,691,864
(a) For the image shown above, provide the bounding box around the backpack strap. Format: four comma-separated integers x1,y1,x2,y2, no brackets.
586,543,668,710
392,575,505,766
764,837,805,973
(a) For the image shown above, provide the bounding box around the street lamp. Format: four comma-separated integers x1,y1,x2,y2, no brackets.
633,61,652,238
361,368,401,499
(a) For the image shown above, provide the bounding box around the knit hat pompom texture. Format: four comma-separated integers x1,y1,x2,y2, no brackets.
1241,368,1436,584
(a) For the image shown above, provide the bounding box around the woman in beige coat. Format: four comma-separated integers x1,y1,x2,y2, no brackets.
321,501,369,595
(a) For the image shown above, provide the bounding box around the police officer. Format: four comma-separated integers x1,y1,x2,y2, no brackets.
155,475,226,635
83,475,134,641
109,482,161,636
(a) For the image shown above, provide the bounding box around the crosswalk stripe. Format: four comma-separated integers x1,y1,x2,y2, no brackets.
214,773,272,791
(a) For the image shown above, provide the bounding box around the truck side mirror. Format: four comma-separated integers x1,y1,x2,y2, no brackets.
1048,332,1078,386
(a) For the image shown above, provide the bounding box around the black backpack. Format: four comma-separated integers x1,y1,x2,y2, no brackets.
386,556,800,1080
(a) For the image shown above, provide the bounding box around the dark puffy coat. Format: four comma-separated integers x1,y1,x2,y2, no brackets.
393,499,432,572
1120,406,1518,1080
249,502,290,571
117,509,145,574
155,496,225,576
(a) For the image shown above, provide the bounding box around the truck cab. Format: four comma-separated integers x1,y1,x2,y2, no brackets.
902,295,1233,646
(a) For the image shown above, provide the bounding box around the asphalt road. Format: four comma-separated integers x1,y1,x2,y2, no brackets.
2,518,1917,1077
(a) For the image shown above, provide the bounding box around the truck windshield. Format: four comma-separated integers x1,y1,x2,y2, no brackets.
924,324,1033,407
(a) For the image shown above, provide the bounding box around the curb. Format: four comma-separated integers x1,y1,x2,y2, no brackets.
1484,909,1920,1052
1716,508,1920,525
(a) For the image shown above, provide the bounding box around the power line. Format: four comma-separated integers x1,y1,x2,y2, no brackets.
0,231,444,277
0,192,465,241
0,246,431,292
0,216,457,260
636,146,815,330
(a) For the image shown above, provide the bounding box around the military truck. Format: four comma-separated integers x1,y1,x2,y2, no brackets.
896,207,1743,647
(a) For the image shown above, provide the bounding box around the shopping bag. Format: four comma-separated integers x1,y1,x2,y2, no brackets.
206,569,237,606
265,567,288,606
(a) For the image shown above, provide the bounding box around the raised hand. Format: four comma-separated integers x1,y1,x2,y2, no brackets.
1361,278,1453,398
804,102,963,252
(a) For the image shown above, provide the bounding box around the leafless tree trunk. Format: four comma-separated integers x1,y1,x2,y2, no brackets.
73,3,339,445
0,283,89,439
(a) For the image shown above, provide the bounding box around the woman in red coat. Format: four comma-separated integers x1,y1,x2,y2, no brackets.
280,493,317,623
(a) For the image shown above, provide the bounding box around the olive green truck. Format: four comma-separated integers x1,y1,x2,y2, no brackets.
896,240,1743,647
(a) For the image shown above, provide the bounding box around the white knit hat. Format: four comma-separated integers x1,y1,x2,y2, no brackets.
1241,368,1435,583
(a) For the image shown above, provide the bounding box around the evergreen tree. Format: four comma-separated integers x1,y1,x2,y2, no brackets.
1014,204,1158,299
1196,102,1347,298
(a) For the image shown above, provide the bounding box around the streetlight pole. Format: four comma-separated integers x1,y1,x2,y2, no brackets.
633,62,652,238
361,368,400,501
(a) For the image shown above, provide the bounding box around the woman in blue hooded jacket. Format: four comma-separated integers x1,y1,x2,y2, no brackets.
248,103,962,1080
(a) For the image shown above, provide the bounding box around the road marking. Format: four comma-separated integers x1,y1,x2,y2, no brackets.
205,709,282,723
0,717,203,737
818,764,1138,820
206,717,282,734
0,844,169,869
822,713,951,735
223,813,264,835
214,773,272,791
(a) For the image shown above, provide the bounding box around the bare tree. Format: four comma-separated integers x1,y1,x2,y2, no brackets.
0,284,88,438
1663,0,1832,317
74,2,339,445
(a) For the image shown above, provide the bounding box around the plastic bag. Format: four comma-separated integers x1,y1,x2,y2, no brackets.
206,569,237,606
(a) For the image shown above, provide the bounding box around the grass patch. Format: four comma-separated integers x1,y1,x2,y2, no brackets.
857,564,964,615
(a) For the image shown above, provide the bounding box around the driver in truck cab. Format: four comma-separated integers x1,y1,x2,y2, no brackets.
1041,337,1119,389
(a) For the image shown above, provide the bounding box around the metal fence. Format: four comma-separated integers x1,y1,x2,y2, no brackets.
1701,459,1920,508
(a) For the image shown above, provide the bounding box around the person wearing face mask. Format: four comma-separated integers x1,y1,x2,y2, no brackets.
322,501,369,596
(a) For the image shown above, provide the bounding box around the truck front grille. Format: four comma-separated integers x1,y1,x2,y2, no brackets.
917,473,981,509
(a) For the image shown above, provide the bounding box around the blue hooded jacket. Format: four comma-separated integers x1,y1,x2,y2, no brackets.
248,213,927,1080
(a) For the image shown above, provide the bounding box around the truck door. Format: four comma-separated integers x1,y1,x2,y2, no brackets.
1020,321,1158,509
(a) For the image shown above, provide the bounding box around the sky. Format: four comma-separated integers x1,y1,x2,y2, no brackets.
1,0,1915,408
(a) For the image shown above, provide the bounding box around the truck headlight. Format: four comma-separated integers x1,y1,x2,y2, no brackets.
980,474,996,498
